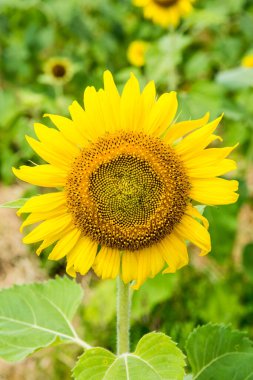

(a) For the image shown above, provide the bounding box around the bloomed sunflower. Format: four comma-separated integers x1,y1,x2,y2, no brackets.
43,57,73,85
13,71,238,289
133,0,193,28
127,40,149,67
241,54,253,68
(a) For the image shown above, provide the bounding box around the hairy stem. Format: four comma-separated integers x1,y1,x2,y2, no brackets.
116,276,131,355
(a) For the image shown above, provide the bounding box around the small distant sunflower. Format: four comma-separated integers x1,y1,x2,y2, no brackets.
14,71,238,289
133,0,193,27
127,40,149,67
43,57,73,85
241,54,253,68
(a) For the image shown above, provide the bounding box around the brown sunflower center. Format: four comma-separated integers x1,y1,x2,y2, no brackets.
66,131,190,251
154,0,179,7
52,64,66,78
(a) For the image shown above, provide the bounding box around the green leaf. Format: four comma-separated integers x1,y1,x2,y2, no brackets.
216,67,253,89
185,324,253,377
73,332,185,380
0,198,28,208
195,353,253,380
0,277,84,362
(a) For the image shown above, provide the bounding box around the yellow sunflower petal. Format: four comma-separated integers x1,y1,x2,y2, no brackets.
132,246,164,290
141,80,156,111
190,178,239,205
146,92,178,136
160,233,189,273
34,123,79,159
187,159,237,178
43,113,87,147
184,144,239,168
17,192,66,215
23,213,73,244
20,207,67,232
68,100,99,141
103,70,120,105
175,213,211,256
83,86,107,135
48,228,81,260
93,247,120,280
35,226,73,256
13,165,67,187
175,115,223,158
121,251,138,284
67,236,97,275
103,71,121,131
66,265,76,278
164,112,210,144
185,204,209,229
26,136,71,171
120,73,141,131
36,237,58,256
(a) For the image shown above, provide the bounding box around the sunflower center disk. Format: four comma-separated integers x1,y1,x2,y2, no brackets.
52,64,66,78
154,0,179,8
66,131,190,251
91,155,162,227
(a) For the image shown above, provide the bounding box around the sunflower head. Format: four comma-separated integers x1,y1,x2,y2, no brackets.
133,0,194,27
241,54,253,68
14,71,238,289
43,57,74,85
127,40,149,67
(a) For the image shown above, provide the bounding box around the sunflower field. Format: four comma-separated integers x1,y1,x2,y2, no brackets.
1,0,253,379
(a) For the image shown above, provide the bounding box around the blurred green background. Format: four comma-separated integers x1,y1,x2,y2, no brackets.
1,0,253,379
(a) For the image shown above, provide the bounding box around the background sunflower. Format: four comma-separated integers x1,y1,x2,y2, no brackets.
133,0,194,27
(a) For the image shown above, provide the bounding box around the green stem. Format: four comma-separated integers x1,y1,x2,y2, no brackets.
116,276,131,355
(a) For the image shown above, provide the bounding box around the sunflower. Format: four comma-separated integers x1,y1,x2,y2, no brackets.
13,71,238,289
133,0,193,27
241,54,253,68
43,57,74,85
127,40,149,67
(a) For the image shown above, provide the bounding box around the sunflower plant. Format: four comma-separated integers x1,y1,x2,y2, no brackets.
1,71,250,379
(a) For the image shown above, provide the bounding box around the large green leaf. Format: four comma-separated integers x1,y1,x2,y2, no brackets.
73,332,185,380
195,353,253,380
0,277,85,362
185,324,253,378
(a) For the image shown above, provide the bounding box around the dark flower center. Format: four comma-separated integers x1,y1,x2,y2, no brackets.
154,0,179,7
66,131,190,251
52,64,66,78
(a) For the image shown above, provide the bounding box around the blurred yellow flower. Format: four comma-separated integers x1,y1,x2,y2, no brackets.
133,0,193,27
14,71,238,289
43,57,74,85
241,54,253,68
127,40,149,67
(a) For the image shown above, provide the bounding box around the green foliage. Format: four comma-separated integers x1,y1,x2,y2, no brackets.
194,353,253,380
0,198,28,208
217,67,253,90
73,332,185,380
0,277,83,362
243,244,253,281
132,274,177,320
186,324,253,379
